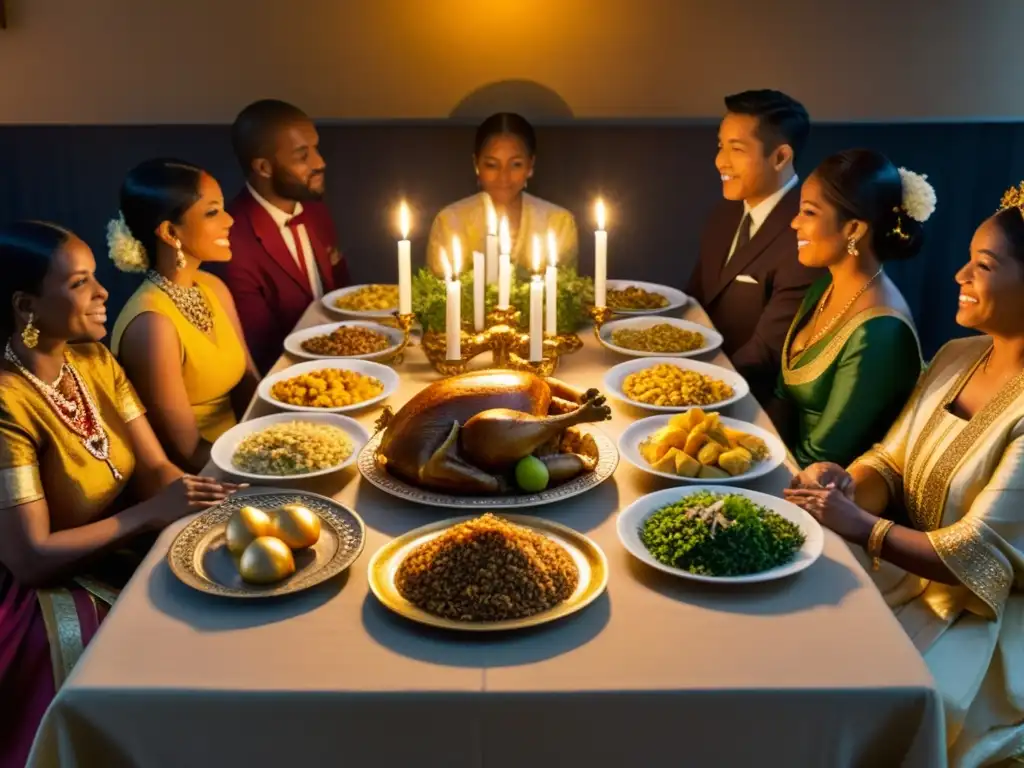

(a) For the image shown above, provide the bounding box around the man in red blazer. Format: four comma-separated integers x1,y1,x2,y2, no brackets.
688,89,823,404
213,99,350,373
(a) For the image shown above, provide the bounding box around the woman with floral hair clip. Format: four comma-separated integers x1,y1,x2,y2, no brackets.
789,183,1024,766
770,149,933,469
109,159,259,473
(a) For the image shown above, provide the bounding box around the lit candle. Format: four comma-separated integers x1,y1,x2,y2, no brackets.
545,229,558,335
472,250,485,331
441,247,461,360
484,195,499,285
529,236,544,362
397,201,412,315
498,215,512,309
594,199,608,308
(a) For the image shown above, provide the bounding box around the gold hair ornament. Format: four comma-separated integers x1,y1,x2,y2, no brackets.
998,181,1024,218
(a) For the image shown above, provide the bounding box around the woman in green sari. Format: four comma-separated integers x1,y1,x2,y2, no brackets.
771,149,935,468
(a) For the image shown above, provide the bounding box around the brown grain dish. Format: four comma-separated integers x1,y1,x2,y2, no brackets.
300,326,392,357
607,285,670,311
394,514,579,622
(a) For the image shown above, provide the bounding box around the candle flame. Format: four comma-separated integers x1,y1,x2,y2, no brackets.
485,195,497,235
532,234,542,274
398,201,410,239
440,246,452,282
452,235,462,276
595,198,606,231
547,229,557,267
499,215,511,254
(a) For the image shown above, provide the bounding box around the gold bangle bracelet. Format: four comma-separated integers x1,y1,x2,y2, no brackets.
867,518,896,571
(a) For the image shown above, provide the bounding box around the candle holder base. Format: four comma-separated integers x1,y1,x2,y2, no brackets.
588,305,615,347
379,312,416,365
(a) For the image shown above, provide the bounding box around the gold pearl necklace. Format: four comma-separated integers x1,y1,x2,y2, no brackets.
792,268,884,357
146,270,213,333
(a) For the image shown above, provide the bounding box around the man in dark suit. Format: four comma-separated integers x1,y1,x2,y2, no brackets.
214,100,350,373
688,89,823,403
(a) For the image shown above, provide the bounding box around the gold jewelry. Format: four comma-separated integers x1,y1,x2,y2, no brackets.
4,340,122,480
846,237,858,256
791,268,883,357
21,314,39,349
146,270,213,333
998,181,1024,218
890,208,911,242
867,518,895,571
174,239,187,270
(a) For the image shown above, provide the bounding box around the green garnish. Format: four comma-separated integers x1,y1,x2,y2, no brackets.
412,265,594,335
639,491,805,577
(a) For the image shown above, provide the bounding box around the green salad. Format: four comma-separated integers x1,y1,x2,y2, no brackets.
411,265,594,335
639,491,805,577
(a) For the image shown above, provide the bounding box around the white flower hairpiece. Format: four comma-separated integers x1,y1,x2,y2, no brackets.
106,213,148,273
897,167,937,223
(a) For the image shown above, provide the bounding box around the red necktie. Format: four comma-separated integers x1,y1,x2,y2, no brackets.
286,212,313,289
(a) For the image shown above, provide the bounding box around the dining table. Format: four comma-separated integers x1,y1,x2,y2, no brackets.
28,297,946,768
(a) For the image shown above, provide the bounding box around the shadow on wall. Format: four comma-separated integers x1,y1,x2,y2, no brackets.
450,80,574,120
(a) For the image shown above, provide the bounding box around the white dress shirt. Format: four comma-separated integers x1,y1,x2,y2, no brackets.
726,174,800,263
247,183,324,298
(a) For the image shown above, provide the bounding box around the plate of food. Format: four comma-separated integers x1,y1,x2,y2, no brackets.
284,321,405,361
211,412,369,483
167,489,366,598
258,359,399,414
358,370,618,508
323,284,399,318
598,316,723,358
605,280,688,315
603,357,749,412
617,487,823,584
368,512,607,631
619,409,786,484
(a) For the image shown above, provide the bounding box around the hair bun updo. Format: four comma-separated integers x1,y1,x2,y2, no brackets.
814,149,936,263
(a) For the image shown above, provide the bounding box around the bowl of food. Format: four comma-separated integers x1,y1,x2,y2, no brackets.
619,409,786,483
598,316,723,358
617,487,823,584
257,359,399,413
603,357,748,412
284,321,405,361
322,284,399,318
605,280,688,315
211,411,369,482
368,512,608,630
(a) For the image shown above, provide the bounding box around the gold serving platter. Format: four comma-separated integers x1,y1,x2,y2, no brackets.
167,489,365,598
367,514,608,632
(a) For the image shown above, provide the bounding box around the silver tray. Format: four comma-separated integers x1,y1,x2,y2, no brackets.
167,489,365,598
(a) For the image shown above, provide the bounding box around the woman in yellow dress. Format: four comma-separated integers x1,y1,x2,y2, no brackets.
426,112,578,276
110,159,260,472
787,185,1024,767
0,221,240,768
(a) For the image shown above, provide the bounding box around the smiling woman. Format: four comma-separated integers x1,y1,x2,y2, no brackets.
109,159,260,473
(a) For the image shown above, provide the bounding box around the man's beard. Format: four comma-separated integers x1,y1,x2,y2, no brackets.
270,168,325,202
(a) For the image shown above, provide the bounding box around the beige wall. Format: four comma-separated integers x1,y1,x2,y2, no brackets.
0,0,1021,124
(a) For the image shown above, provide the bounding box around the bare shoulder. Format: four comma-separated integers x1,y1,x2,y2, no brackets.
119,310,180,353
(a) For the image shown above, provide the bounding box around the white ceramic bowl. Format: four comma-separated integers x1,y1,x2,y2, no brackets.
598,316,723,359
618,413,786,484
603,356,749,412
283,321,405,361
322,284,399,318
605,279,689,315
617,486,824,584
211,411,369,483
257,359,399,414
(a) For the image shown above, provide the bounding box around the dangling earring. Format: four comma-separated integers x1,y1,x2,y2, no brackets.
174,239,187,270
847,237,859,256
22,313,39,349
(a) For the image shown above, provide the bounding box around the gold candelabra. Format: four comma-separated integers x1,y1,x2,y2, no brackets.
379,311,416,365
420,306,582,377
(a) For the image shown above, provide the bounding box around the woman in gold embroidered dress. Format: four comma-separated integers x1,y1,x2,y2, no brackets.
0,222,240,768
788,185,1024,767
426,112,578,276
110,159,260,473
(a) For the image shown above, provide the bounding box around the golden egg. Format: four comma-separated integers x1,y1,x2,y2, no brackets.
238,536,296,584
269,504,321,550
225,505,273,556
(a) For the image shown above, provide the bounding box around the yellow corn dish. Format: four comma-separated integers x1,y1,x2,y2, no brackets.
270,369,384,408
623,364,734,407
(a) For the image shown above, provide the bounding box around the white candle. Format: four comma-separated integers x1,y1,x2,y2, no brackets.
472,250,485,331
498,215,512,309
484,195,498,285
397,201,412,314
529,237,544,361
545,229,558,335
594,199,608,308
441,247,461,360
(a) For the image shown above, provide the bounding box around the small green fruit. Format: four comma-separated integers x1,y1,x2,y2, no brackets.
515,455,550,492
